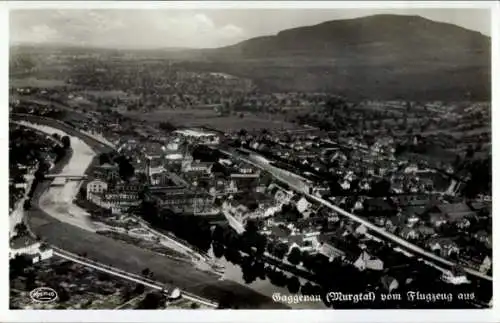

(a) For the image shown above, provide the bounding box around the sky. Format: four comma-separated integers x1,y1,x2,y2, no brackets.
9,8,492,49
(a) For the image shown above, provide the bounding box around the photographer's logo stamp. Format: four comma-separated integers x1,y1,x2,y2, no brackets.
29,287,58,303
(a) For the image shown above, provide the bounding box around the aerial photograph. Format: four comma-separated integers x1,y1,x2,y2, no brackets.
8,6,492,310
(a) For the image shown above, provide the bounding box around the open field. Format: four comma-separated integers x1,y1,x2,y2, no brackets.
80,90,132,98
123,110,299,132
10,77,67,88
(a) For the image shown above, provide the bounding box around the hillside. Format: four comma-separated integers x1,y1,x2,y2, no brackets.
181,14,491,100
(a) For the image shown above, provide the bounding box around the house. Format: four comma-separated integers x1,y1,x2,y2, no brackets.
399,227,420,240
353,251,384,271
479,256,492,274
317,242,346,260
404,164,419,174
441,268,470,285
373,216,385,227
148,186,213,213
473,230,492,248
397,195,428,210
315,233,349,259
468,201,491,213
270,185,294,204
97,192,141,215
296,196,312,215
86,179,108,200
269,225,292,240
426,238,460,258
428,212,448,228
210,179,238,196
181,159,213,174
354,225,368,236
29,244,54,264
151,172,174,186
405,213,421,227
94,163,120,181
14,182,28,190
288,234,316,253
456,217,471,229
10,237,53,264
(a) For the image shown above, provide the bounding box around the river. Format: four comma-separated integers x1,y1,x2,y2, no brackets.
16,121,98,232
209,247,327,309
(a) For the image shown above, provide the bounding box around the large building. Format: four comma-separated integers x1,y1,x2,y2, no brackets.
148,186,214,214
86,179,108,200
173,129,220,145
10,236,53,264
93,163,120,182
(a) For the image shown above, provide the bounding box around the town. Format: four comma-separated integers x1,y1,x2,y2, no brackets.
8,9,492,311
9,70,492,309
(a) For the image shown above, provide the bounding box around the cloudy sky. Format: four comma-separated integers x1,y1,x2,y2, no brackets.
10,8,491,49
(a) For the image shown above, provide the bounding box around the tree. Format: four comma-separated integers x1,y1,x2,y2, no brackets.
133,283,145,295
10,255,31,279
61,136,71,149
465,145,475,159
138,292,164,309
159,122,176,132
260,172,273,187
116,156,135,181
238,129,247,137
301,282,314,295
328,180,343,196
287,276,301,294
267,269,288,287
224,246,242,265
141,268,151,277
23,200,31,211
14,222,28,236
242,262,258,284
212,225,225,244
120,286,133,301
58,287,70,302
266,240,275,255
370,179,391,197
98,153,111,165
217,292,235,309
212,242,225,259
24,270,36,291
287,247,302,265
244,219,260,234
272,242,289,260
